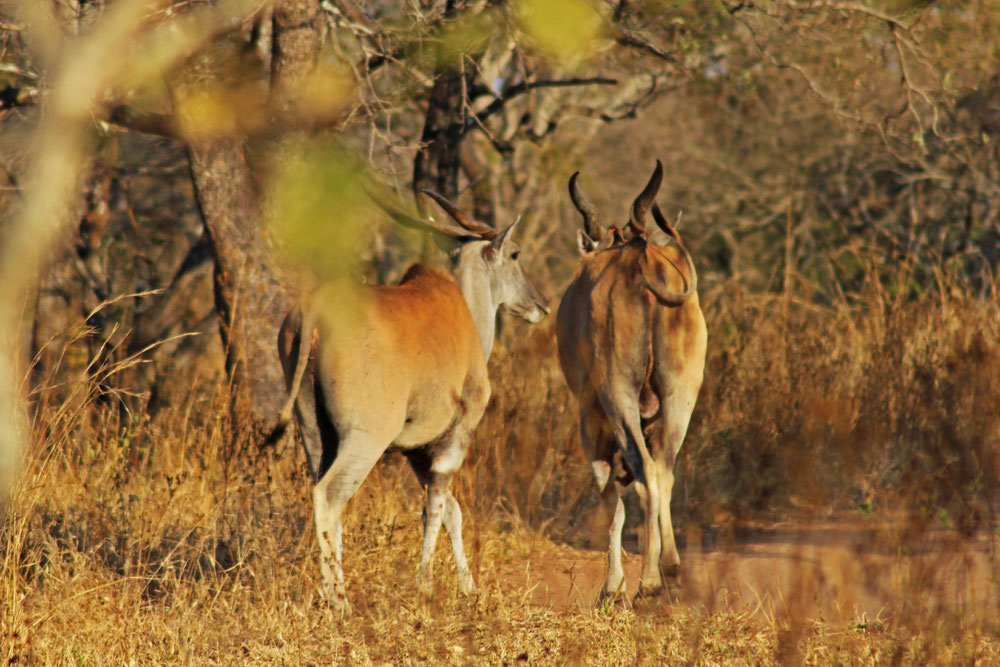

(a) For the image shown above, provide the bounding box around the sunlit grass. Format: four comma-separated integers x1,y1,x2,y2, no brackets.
4,271,998,663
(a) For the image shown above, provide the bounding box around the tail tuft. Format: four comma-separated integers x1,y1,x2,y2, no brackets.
261,419,289,449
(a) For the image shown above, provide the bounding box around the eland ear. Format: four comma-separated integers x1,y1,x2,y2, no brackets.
651,203,681,240
577,229,597,255
484,219,518,259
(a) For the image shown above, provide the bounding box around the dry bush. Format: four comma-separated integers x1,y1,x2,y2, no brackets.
4,262,1000,663
4,0,1000,662
678,264,1000,533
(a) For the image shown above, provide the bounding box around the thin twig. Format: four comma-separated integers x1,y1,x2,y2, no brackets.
0,62,40,80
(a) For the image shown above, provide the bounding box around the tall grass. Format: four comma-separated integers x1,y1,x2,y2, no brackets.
2,257,999,663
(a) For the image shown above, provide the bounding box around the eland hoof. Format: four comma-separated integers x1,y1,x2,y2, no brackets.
417,569,434,595
597,585,629,610
634,582,667,601
457,571,477,596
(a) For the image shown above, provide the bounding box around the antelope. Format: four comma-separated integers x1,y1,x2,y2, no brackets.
556,161,707,601
272,190,549,613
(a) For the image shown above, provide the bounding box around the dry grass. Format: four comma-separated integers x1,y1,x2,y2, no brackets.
3,267,1000,664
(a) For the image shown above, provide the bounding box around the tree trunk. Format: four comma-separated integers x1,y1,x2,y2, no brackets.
271,0,322,112
185,0,322,444
187,139,292,441
413,67,475,202
412,0,476,203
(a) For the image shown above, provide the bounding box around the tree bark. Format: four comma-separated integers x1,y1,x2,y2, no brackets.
187,139,292,440
412,0,476,203
413,67,475,202
185,0,322,443
271,0,322,110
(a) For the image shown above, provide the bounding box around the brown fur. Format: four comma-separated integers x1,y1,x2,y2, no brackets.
279,266,489,454
557,184,707,601
272,191,548,613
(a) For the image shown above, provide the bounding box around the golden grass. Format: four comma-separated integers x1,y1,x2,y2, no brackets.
3,271,1000,664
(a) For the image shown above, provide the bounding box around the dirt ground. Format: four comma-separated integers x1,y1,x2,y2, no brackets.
495,514,999,625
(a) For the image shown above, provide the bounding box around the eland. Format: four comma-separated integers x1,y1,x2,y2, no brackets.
556,161,706,601
271,190,548,612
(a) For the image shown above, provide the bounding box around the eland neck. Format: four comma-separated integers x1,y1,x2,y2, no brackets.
453,243,498,362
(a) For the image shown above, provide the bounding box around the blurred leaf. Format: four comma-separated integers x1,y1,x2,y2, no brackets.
433,10,496,69
116,0,266,94
295,61,357,124
266,141,370,283
173,82,266,142
514,0,607,64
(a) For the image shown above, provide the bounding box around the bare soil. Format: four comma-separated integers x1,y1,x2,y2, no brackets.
495,514,999,624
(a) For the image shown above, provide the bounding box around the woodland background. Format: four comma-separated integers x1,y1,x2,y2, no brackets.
2,0,999,663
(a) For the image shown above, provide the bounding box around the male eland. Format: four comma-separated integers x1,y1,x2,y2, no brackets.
556,161,706,601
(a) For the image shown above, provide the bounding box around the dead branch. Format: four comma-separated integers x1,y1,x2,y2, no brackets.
106,105,176,138
471,76,617,126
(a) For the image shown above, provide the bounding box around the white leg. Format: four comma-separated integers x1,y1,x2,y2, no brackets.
312,484,347,611
657,383,699,578
603,489,627,598
630,467,663,595
441,492,475,594
417,474,448,590
656,460,680,577
591,460,611,489
406,449,477,595
311,432,384,614
579,405,630,601
602,396,663,597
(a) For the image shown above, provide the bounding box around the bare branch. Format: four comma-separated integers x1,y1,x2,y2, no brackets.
0,62,40,80
807,1,914,30
614,1,629,21
470,76,617,127
727,6,874,128
720,1,750,15
615,30,679,65
106,104,177,138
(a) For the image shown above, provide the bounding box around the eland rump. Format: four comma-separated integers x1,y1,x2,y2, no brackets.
273,190,548,612
556,161,706,601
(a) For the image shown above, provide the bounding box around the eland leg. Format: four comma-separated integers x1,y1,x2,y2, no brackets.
654,457,680,578
654,359,704,581
405,450,476,595
601,396,664,598
413,383,486,596
311,430,385,613
579,405,628,601
654,402,694,580
440,486,475,594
